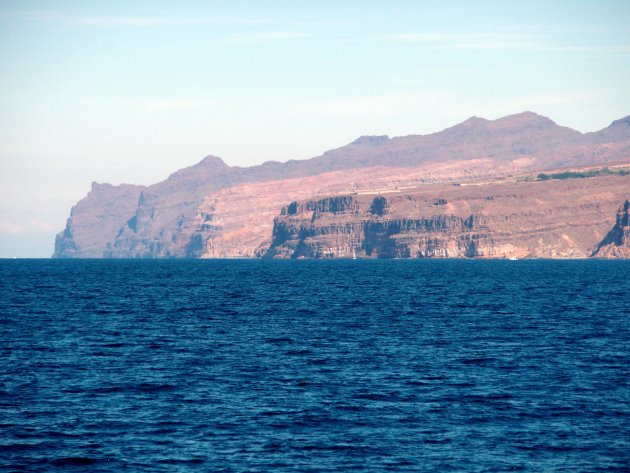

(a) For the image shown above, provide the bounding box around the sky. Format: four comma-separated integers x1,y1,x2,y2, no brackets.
1,0,630,257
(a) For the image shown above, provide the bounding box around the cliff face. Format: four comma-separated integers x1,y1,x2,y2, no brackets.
53,183,144,258
362,215,484,258
261,176,630,259
592,200,630,258
54,112,630,258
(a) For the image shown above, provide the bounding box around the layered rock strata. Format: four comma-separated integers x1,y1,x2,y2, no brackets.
262,175,630,259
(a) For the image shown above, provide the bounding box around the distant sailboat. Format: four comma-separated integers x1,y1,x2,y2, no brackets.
353,248,357,260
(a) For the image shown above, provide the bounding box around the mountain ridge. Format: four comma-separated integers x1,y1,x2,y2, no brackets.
54,111,630,258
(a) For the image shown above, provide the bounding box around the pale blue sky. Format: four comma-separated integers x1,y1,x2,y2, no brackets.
1,0,629,257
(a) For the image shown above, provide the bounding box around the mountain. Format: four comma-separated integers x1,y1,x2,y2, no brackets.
54,112,630,258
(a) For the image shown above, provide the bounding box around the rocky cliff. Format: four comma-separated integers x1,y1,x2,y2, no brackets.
592,200,630,258
262,175,630,259
54,182,144,258
53,112,630,258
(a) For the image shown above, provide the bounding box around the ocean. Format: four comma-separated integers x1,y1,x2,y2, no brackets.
1,259,629,472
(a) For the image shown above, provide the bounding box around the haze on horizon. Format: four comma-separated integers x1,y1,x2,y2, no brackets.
1,0,629,257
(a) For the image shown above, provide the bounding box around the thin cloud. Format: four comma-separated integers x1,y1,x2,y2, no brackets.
14,11,270,27
371,31,542,51
0,219,53,235
0,220,24,236
17,12,308,43
29,219,53,232
73,16,266,27
369,31,630,54
538,44,630,54
221,31,310,44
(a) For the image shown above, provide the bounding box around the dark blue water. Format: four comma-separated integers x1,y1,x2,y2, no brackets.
1,260,629,472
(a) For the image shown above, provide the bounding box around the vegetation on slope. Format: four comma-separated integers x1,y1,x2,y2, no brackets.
535,167,629,181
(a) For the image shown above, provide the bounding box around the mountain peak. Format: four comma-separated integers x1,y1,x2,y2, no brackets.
447,112,552,133
199,155,228,168
439,116,489,136
464,115,488,123
457,116,490,128
496,111,555,126
588,114,630,143
351,135,390,146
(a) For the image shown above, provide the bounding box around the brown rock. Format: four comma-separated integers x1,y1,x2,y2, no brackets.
592,200,630,258
261,175,630,259
53,182,144,258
